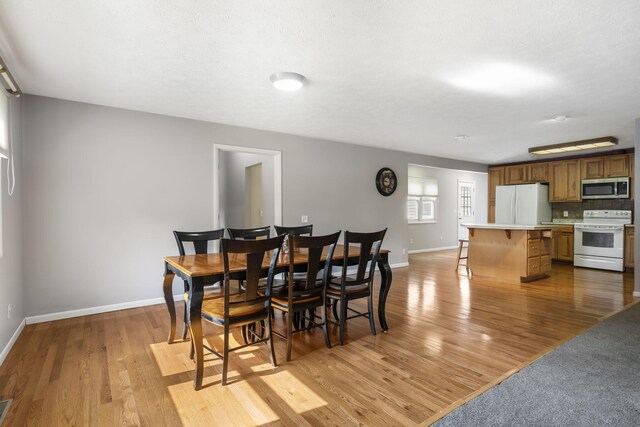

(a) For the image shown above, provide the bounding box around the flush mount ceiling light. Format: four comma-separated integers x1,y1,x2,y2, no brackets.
446,62,555,97
529,136,618,155
553,115,569,122
454,135,469,141
270,72,305,91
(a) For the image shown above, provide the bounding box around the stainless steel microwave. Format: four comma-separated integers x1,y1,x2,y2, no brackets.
581,177,630,199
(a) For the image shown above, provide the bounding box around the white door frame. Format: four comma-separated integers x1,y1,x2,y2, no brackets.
213,144,282,230
457,180,476,241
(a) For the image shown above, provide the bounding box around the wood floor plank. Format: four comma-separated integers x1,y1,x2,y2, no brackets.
0,250,636,426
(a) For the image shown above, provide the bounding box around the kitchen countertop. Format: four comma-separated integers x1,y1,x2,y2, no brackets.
462,224,552,231
541,219,580,225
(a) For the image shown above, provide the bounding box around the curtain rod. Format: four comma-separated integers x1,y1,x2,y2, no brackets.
0,55,22,97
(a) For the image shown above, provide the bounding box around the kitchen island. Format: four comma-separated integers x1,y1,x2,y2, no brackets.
463,224,553,282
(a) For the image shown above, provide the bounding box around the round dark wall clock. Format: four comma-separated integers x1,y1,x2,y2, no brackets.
375,167,397,196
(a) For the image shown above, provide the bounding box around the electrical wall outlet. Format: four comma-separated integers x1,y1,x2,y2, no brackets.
563,211,569,218
7,304,11,319
301,215,308,223
402,248,407,254
409,238,414,244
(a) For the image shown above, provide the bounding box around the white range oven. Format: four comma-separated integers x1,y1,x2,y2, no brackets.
574,210,632,272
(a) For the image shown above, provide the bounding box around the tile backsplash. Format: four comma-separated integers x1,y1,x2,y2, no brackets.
551,199,634,220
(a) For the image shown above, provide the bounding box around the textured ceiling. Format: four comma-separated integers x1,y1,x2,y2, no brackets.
1,0,639,164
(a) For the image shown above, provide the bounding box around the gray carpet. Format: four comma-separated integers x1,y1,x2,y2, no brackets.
434,302,640,427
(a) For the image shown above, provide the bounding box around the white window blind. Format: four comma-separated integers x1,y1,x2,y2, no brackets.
407,176,438,223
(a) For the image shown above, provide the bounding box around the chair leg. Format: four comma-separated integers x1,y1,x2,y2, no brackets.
181,301,189,340
189,333,195,360
367,292,376,337
339,299,347,345
266,312,277,367
455,240,463,271
286,310,294,362
241,325,248,345
321,304,331,349
332,299,339,321
222,323,230,386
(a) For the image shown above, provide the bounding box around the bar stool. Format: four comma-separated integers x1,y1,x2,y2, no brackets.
455,239,470,274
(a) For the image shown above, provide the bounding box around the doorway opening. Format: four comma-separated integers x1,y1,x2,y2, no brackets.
213,144,282,231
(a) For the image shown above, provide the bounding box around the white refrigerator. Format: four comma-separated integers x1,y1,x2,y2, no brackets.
495,183,551,225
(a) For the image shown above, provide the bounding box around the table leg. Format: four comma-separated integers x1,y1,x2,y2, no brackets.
377,253,392,331
163,271,177,343
189,282,205,390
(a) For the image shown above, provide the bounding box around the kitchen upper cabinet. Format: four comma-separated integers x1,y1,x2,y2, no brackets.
488,167,504,223
549,160,581,202
488,167,504,201
527,162,549,182
603,154,629,177
581,157,604,179
505,165,528,184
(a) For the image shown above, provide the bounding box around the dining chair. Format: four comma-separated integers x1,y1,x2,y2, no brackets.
195,234,285,386
326,229,387,345
274,224,313,237
227,226,271,240
273,225,314,327
173,229,225,340
271,231,340,361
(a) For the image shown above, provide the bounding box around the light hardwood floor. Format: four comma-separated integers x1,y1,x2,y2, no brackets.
1,250,636,426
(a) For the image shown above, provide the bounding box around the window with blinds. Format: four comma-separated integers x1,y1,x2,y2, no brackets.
407,176,438,223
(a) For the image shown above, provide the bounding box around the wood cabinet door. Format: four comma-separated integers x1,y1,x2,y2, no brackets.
630,154,634,200
505,165,528,184
488,167,504,201
488,200,496,223
549,162,567,201
624,228,634,268
581,157,604,179
527,163,549,182
604,155,629,177
566,160,581,201
556,232,574,260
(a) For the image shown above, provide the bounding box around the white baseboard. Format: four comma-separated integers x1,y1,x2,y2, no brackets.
408,245,458,254
0,318,26,367
634,291,640,297
25,294,184,325
390,262,409,269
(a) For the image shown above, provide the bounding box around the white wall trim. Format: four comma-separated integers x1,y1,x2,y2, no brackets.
409,245,458,254
213,143,282,229
0,318,26,367
25,294,184,325
390,262,410,269
633,291,640,297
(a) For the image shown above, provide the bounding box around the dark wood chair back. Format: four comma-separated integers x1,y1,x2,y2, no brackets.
173,229,225,255
288,232,340,296
274,224,313,237
227,226,271,240
221,235,285,316
340,229,387,285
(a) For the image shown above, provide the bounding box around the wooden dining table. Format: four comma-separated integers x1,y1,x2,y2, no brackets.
162,245,392,389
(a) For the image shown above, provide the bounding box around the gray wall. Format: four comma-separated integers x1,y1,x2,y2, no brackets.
21,95,487,317
219,151,274,229
0,97,24,355
635,118,639,295
407,165,488,251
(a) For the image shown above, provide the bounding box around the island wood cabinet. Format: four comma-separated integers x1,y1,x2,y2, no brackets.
624,226,634,270
467,226,552,282
549,160,581,202
552,226,574,262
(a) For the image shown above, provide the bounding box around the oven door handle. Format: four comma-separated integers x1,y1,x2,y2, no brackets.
574,225,624,231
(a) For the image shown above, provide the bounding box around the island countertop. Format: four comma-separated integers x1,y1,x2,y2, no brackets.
462,223,553,231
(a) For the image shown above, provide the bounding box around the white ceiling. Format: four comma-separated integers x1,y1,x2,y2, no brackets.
1,1,639,164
